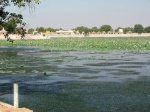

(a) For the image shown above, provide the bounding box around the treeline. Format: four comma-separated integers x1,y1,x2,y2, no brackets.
28,27,61,34
28,24,150,34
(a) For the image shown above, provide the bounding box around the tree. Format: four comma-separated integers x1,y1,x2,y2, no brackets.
46,27,58,32
74,26,90,34
36,27,45,33
0,25,2,30
123,27,134,34
115,27,122,32
100,25,112,33
0,0,40,42
90,27,100,32
28,28,34,34
144,26,150,33
134,24,144,34
36,27,39,32
3,18,17,33
46,27,52,32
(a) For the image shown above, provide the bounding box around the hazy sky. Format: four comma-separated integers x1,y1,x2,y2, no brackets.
6,0,150,30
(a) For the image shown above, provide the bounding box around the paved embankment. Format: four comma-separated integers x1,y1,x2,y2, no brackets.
1,33,150,40
0,101,33,112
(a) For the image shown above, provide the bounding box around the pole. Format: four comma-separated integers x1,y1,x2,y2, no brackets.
13,83,19,108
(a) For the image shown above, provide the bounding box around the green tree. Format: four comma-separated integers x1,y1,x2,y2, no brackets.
36,27,39,32
0,25,3,30
90,27,100,32
46,27,52,32
3,18,17,33
74,26,90,34
28,28,34,34
134,24,144,34
144,26,150,33
115,27,122,32
0,0,40,42
46,27,58,32
36,27,45,33
100,25,112,33
123,27,134,33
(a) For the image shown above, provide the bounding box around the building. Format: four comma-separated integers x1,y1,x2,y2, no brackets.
118,29,124,34
56,30,75,35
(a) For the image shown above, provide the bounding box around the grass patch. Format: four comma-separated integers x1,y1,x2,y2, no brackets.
1,37,150,51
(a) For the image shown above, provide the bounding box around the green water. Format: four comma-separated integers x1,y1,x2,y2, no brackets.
0,47,150,112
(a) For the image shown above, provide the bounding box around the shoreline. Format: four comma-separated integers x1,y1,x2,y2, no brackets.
1,33,150,40
0,101,32,112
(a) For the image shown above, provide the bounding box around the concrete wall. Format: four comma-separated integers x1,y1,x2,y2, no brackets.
1,33,150,40
48,33,150,38
88,33,150,37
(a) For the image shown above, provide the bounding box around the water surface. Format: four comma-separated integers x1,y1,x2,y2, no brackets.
0,47,150,112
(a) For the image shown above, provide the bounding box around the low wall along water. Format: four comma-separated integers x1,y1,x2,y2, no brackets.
0,33,150,40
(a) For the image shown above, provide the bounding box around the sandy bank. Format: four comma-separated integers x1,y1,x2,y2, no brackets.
0,101,33,112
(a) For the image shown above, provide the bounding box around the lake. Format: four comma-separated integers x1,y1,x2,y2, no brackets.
0,47,150,112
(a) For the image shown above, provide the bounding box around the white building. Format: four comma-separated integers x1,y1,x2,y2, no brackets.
118,29,124,33
56,30,75,35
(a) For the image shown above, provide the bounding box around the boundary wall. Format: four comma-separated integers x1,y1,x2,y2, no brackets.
0,33,150,40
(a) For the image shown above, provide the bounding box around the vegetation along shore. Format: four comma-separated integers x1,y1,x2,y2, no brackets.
0,37,150,52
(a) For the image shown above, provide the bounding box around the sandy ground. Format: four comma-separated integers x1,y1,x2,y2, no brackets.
0,101,33,112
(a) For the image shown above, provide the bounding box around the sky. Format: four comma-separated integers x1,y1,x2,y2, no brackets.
6,0,150,30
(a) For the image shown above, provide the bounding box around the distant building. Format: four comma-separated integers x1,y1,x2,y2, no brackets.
56,30,75,35
118,29,124,34
33,30,38,35
44,31,51,35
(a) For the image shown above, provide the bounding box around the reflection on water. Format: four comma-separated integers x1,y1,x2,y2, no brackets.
0,47,150,112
